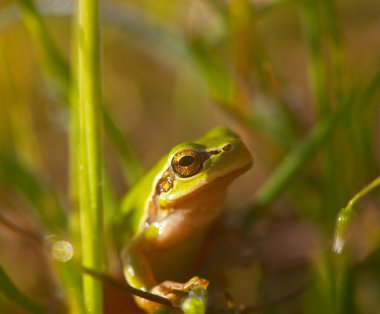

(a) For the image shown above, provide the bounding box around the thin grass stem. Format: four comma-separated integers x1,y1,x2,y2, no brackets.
333,176,380,254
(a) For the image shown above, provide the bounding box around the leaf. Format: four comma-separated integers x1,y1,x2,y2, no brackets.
0,153,67,232
0,266,42,314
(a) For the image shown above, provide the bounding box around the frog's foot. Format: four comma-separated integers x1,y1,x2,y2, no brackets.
136,277,209,313
151,276,209,307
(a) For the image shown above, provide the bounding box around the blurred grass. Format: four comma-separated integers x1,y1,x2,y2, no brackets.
0,266,42,314
14,0,144,187
0,0,380,313
0,153,66,232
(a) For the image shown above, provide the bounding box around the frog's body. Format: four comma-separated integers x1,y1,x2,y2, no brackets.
115,127,252,312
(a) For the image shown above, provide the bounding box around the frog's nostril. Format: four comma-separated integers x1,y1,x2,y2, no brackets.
223,144,233,152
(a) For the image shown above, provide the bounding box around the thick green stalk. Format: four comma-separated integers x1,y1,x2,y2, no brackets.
77,0,103,312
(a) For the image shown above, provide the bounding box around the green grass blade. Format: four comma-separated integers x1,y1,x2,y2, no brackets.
0,153,66,232
0,266,42,314
15,0,70,92
76,0,104,311
321,0,345,100
300,0,345,214
300,0,329,116
187,37,233,106
249,67,380,219
102,110,144,185
333,176,380,254
250,98,350,214
14,0,144,186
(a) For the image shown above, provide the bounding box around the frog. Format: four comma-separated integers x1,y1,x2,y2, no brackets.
115,127,252,313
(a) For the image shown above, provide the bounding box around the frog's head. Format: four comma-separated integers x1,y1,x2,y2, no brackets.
155,127,253,207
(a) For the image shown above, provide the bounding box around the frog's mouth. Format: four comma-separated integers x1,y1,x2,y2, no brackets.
147,163,251,227
181,162,251,197
147,152,251,226
161,161,252,208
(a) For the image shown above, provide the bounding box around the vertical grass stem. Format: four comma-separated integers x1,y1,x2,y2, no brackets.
77,0,104,312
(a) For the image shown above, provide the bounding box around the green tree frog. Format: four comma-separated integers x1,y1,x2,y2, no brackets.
115,127,252,313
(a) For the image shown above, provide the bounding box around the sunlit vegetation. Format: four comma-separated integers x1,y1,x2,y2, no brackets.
1,0,380,313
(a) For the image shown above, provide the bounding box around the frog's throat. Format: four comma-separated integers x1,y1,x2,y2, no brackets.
162,163,251,207
146,163,250,226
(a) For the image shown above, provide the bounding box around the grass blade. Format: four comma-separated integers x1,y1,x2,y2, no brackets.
0,266,42,314
333,176,380,254
15,0,70,92
0,153,66,232
249,67,380,219
14,0,144,186
76,0,104,311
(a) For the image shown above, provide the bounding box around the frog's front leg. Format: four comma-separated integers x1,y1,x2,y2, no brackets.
122,227,209,313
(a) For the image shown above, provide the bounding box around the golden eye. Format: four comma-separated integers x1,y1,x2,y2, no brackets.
171,149,202,178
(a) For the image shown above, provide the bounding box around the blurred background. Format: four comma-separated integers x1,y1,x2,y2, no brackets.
1,0,380,313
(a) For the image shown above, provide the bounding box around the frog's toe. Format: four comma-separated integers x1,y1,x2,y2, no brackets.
150,282,185,307
182,276,209,292
151,277,209,307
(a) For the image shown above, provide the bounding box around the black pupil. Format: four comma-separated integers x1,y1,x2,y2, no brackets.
179,155,195,167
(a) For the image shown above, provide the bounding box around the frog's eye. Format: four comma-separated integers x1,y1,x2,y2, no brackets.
171,149,202,178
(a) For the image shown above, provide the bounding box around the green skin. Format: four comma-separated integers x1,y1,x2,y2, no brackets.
114,127,252,310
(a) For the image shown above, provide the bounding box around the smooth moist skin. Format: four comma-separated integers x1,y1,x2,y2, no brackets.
116,127,252,313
